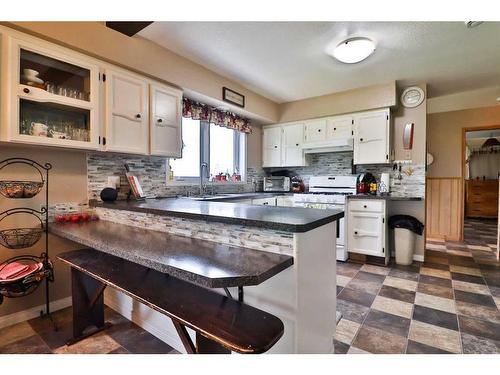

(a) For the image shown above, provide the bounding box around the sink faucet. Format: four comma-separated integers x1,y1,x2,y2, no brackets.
200,162,209,196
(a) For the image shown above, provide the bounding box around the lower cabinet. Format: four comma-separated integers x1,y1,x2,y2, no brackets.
346,199,388,263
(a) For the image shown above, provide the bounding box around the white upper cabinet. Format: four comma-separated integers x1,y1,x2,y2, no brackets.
262,126,282,167
104,69,149,154
304,119,326,143
149,83,182,157
282,123,306,166
263,123,307,167
326,116,353,140
2,36,100,150
353,108,390,165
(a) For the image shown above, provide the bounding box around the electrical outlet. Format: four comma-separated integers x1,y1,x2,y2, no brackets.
107,176,121,189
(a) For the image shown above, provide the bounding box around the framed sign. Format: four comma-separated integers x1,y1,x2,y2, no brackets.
222,87,245,108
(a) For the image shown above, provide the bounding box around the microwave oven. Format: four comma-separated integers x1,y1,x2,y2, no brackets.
263,176,291,192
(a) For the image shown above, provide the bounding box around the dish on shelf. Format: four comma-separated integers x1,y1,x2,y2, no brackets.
0,262,42,283
0,180,44,198
0,227,43,249
0,257,53,299
22,75,44,85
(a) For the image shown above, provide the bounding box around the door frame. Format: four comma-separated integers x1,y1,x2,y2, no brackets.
461,124,500,256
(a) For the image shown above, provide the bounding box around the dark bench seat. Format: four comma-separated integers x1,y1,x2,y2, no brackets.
58,248,285,354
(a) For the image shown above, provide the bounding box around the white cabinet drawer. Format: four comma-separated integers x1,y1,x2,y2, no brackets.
348,200,384,213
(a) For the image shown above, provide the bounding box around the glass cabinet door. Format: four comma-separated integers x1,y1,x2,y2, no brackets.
9,37,99,149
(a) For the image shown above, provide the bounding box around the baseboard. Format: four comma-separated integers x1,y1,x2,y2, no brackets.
0,296,72,330
104,289,188,353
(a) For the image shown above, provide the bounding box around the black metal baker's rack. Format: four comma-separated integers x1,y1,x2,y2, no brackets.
0,158,55,322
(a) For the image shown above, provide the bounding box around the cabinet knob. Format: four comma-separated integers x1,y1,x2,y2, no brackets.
23,88,30,94
354,231,358,235
363,205,367,208
274,146,278,148
318,129,321,132
296,143,299,146
334,127,337,130
360,138,364,142
136,114,142,119
157,118,163,123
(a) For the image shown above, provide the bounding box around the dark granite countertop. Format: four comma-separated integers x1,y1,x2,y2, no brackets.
90,197,344,233
185,192,292,202
347,195,423,201
50,221,294,288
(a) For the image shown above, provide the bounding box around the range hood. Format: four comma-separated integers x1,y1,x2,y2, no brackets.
302,138,353,154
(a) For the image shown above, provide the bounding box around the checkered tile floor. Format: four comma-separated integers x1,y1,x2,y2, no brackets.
334,218,499,354
0,306,178,354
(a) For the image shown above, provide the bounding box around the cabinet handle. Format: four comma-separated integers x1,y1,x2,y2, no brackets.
136,114,142,119
23,88,30,94
157,118,163,123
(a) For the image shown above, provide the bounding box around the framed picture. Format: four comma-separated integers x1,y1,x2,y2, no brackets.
222,87,245,108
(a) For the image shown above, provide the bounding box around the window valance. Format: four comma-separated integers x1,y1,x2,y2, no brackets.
182,97,252,134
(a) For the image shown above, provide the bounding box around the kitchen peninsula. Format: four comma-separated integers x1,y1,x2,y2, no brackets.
51,197,343,354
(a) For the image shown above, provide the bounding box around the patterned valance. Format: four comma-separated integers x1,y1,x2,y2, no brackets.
182,97,252,134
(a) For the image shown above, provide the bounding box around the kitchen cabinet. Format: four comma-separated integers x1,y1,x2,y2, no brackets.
465,179,499,218
282,123,306,167
104,69,149,154
346,199,388,263
353,108,391,165
252,197,277,206
304,119,326,143
262,126,282,167
326,116,353,140
2,35,100,150
262,123,307,167
149,83,182,157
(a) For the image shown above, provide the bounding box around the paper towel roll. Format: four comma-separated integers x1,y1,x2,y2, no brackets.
380,173,390,193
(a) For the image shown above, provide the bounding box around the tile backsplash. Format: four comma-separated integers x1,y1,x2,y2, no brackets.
86,152,254,201
264,151,425,198
87,151,425,201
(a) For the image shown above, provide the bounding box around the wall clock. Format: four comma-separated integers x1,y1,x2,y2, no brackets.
401,86,425,108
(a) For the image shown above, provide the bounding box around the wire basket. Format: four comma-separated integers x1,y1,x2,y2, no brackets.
0,256,54,300
0,180,44,199
0,227,43,249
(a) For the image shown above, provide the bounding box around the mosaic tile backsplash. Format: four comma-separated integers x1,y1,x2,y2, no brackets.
265,151,426,198
87,151,425,201
96,207,295,256
87,153,255,200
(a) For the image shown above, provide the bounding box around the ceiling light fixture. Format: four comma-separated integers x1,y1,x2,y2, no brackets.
331,37,376,64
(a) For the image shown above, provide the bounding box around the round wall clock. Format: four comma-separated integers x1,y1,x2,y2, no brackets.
401,86,425,108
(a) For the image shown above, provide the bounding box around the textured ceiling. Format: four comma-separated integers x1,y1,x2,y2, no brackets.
139,22,500,103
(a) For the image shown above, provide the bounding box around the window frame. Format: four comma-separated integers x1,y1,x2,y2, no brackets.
170,119,246,184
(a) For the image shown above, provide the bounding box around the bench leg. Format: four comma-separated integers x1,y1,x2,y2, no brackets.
173,321,230,354
196,333,231,354
67,267,110,345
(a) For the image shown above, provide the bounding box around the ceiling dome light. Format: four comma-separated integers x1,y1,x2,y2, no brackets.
332,37,376,64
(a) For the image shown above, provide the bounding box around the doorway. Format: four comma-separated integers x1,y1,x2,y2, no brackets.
462,126,500,261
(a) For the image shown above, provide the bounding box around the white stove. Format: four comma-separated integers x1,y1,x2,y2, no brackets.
292,175,357,261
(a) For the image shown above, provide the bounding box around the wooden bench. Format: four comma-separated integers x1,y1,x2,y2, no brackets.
58,248,284,354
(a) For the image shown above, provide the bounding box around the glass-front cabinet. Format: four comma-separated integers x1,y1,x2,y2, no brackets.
5,36,100,149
